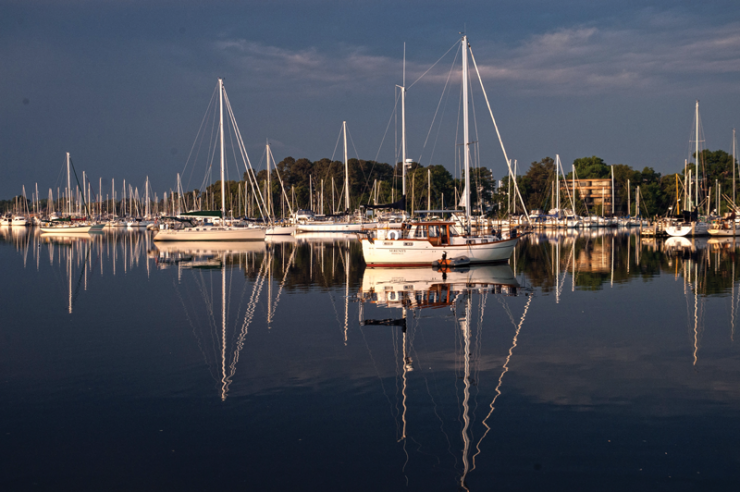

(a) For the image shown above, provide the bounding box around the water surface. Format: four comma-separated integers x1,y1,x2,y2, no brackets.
1,228,739,491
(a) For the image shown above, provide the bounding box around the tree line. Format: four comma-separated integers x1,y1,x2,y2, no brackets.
6,148,735,219
499,150,738,217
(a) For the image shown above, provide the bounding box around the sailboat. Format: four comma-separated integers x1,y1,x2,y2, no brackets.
39,153,104,234
361,35,519,266
154,79,265,242
263,142,297,236
295,121,377,234
666,101,710,237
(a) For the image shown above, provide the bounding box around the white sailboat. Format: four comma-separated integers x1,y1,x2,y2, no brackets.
263,142,296,236
295,121,377,234
361,35,519,266
154,79,265,242
666,101,710,237
39,152,104,234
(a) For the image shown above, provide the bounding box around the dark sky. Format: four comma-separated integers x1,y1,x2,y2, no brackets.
2,0,739,199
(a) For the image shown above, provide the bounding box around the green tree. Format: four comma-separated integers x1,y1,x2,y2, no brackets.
573,156,610,179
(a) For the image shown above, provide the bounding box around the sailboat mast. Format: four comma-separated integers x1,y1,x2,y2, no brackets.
344,121,350,213
427,168,431,211
219,78,226,221
733,128,737,205
145,176,149,218
66,152,71,215
556,155,560,211
266,141,271,219
611,165,615,215
684,159,688,210
695,100,699,211
462,35,471,227
401,44,407,197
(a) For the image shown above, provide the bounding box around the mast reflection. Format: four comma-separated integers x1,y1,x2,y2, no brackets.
357,264,530,489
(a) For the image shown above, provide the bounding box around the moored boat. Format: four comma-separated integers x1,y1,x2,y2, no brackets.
362,221,518,267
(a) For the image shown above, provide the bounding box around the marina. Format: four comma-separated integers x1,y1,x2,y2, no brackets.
2,226,740,490
4,2,740,488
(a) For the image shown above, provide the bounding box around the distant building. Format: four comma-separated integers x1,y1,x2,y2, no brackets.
561,178,614,214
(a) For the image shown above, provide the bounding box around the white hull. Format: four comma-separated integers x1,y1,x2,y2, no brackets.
665,222,710,237
39,224,105,233
361,236,518,267
359,264,519,306
265,225,296,235
125,221,154,229
153,226,265,241
296,222,376,233
708,227,740,236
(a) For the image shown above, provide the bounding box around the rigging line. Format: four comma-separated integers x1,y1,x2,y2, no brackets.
225,253,269,393
330,123,343,165
182,84,219,192
345,125,372,198
358,322,398,427
224,92,268,220
174,276,217,378
454,74,463,183
70,244,92,310
373,90,401,164
411,323,457,465
468,44,531,223
471,293,533,470
197,95,220,199
269,243,298,322
419,47,460,166
190,269,222,375
407,38,459,90
268,146,295,217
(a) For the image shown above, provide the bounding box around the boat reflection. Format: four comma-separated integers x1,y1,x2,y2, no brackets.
357,265,530,489
358,264,521,309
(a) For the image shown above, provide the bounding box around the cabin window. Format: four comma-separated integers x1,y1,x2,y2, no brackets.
428,226,439,237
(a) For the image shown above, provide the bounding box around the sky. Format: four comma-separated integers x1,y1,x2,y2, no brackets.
2,0,740,200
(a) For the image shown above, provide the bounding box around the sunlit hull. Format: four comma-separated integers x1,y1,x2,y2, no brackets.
665,222,710,237
296,222,377,233
361,237,518,267
39,224,105,233
265,225,296,235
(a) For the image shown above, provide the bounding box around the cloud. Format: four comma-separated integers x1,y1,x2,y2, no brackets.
465,20,740,96
207,11,740,103
212,39,399,97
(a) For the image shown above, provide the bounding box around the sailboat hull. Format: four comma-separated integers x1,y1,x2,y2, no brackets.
361,237,518,267
296,222,377,233
39,224,105,233
665,222,710,237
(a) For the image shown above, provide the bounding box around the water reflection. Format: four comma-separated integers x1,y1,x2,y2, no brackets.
357,266,530,489
3,228,740,488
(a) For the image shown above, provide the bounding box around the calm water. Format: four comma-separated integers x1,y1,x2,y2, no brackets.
1,228,739,491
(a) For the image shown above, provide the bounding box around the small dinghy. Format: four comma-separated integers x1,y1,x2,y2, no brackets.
432,253,471,269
